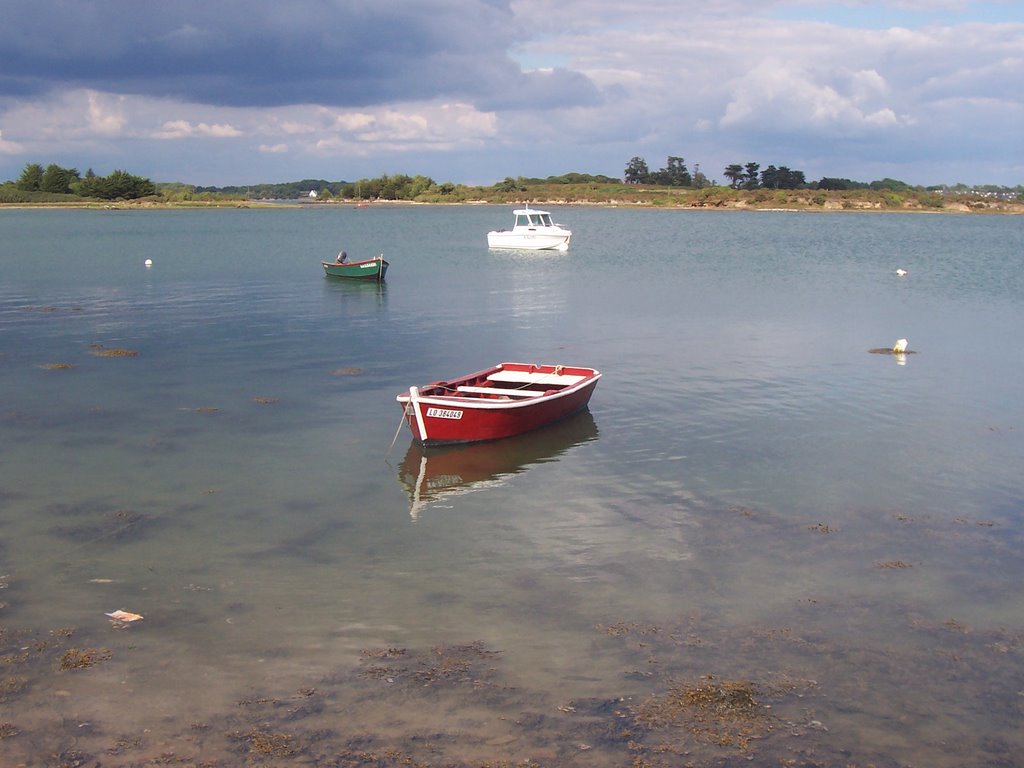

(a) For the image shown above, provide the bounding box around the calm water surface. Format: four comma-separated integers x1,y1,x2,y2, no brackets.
2,205,1023,766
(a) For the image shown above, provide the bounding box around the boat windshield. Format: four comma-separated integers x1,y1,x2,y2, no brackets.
514,212,555,228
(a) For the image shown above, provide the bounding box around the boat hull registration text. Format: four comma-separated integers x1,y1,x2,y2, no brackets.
426,408,463,420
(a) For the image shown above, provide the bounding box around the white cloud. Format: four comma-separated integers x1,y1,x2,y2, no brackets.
309,103,496,154
0,2,1020,185
331,113,378,133
153,120,243,139
719,60,871,130
86,92,126,136
0,91,128,146
864,107,901,126
849,69,889,102
0,128,25,154
277,120,318,136
152,120,196,139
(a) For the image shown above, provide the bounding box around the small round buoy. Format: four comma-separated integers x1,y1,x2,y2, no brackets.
144,259,153,267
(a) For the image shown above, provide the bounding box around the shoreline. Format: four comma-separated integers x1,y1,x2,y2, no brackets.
1,195,1022,215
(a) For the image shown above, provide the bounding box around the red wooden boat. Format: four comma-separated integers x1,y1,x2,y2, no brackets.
396,362,601,446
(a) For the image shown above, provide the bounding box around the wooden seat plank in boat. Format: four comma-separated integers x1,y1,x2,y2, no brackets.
486,371,586,386
456,385,545,397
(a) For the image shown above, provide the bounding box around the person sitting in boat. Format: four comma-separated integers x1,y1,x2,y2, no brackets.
336,250,347,264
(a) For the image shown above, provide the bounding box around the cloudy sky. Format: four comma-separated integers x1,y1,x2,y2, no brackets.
1,0,1021,187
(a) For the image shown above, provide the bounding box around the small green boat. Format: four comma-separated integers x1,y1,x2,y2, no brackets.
321,253,389,281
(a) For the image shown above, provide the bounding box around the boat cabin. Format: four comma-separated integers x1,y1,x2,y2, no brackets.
514,210,555,228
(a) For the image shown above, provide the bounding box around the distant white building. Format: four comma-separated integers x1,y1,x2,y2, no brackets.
308,190,318,199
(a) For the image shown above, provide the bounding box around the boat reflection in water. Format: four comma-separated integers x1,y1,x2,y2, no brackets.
323,277,387,301
396,410,599,520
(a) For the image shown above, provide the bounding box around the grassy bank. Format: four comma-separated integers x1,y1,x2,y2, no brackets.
2,183,1022,214
453,182,1024,214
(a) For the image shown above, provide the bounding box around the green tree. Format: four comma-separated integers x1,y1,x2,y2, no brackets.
819,177,871,190
650,156,691,187
760,165,806,190
40,164,80,194
691,163,711,189
17,163,44,191
761,165,780,189
869,178,911,192
77,174,108,198
624,156,650,184
495,176,524,193
405,174,436,198
723,164,744,189
742,162,760,190
816,177,854,190
79,169,156,200
378,174,408,200
359,177,384,199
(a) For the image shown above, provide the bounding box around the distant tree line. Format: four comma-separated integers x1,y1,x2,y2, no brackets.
197,171,624,201
13,162,156,200
720,162,806,190
493,172,620,193
812,177,928,192
6,159,1020,205
193,178,345,199
340,174,451,200
628,155,839,190
625,155,984,193
624,156,713,188
178,170,1024,201
194,174,461,201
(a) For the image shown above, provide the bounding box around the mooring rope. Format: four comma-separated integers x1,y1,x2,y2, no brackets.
385,406,409,458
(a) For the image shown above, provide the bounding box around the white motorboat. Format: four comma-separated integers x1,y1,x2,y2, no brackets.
486,207,572,251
